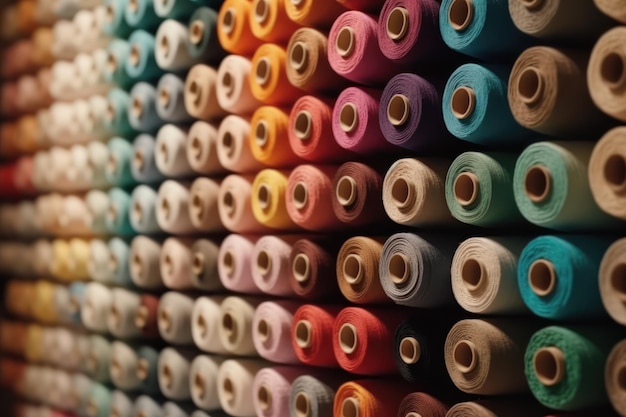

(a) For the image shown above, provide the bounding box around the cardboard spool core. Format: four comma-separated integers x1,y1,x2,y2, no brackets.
159,34,170,58
190,20,204,45
222,132,235,156
616,365,626,393
292,253,310,283
106,5,115,22
222,311,238,342
132,253,143,279
603,154,626,192
223,377,235,403
257,385,272,411
132,97,143,118
451,87,476,120
222,250,235,275
159,309,172,331
222,190,236,216
191,136,203,159
524,165,552,203
221,8,236,35
448,0,473,31
341,397,359,417
132,201,143,223
254,0,270,23
158,142,169,164
197,314,207,337
192,252,205,276
159,87,170,108
295,320,312,348
257,250,272,277
520,0,545,10
528,259,556,297
133,150,144,170
130,45,140,67
335,25,356,59
454,172,479,207
391,177,414,209
533,347,565,386
453,340,478,373
135,305,148,329
194,372,206,398
255,120,269,147
137,359,149,380
220,70,235,98
292,182,308,209
389,253,410,285
188,80,202,105
387,94,410,126
294,392,311,417
600,52,626,89
343,254,364,285
161,364,173,388
517,67,544,105
192,194,204,219
106,102,116,122
257,318,271,342
461,258,485,291
339,323,358,354
107,54,117,74
111,359,122,379
294,111,312,140
289,41,309,73
399,337,421,365
163,254,174,276
339,103,358,133
109,306,120,328
128,0,138,13
610,263,626,302
255,57,272,86
107,154,118,175
336,176,358,208
386,7,409,41
257,183,271,210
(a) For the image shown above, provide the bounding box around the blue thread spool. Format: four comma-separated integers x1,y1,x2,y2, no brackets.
129,82,163,134
156,73,193,123
126,30,165,83
130,185,162,234
107,137,136,188
106,187,135,236
188,6,225,65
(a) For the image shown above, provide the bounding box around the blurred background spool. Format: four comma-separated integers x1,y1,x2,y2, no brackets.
129,82,162,133
588,28,626,122
130,185,161,234
336,236,388,304
249,0,299,43
382,158,454,227
253,366,304,417
284,0,346,28
589,127,626,220
186,121,224,175
189,354,223,410
156,74,193,123
130,236,164,290
599,238,626,326
106,187,135,235
104,39,132,89
333,380,412,417
108,288,142,339
606,339,626,416
513,141,620,230
158,291,195,345
133,395,162,417
517,235,612,320
160,237,195,290
288,238,341,300
109,238,133,287
124,0,160,30
252,235,299,296
508,47,612,138
218,296,261,356
157,347,194,400
136,294,160,339
155,124,193,178
252,301,300,364
133,134,166,184
107,138,135,187
154,19,196,72
217,0,261,56
217,359,268,417
191,296,228,354
184,64,226,120
189,177,224,232
445,400,547,417
126,30,164,82
250,43,302,106
218,234,261,294
288,374,342,417
451,237,529,315
188,7,225,66
154,0,198,19
104,0,133,37
216,55,261,115
106,88,137,138
249,106,300,168
191,239,223,291
216,115,264,174
445,319,536,395
156,180,195,234
398,392,449,417
218,174,268,234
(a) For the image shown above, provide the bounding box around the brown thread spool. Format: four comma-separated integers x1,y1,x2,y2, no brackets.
453,340,478,374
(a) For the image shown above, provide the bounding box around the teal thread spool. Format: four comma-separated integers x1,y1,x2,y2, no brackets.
104,0,133,37
188,7,225,65
445,151,523,227
106,187,135,236
137,346,161,394
133,395,162,417
104,39,133,89
130,185,162,235
105,89,138,138
107,138,136,188
517,235,612,320
156,73,193,123
126,30,164,83
525,325,623,411
132,134,166,184
129,82,163,134
442,64,533,146
513,141,621,230
85,382,112,417
124,0,161,31
108,237,133,287
154,0,198,20
439,0,532,59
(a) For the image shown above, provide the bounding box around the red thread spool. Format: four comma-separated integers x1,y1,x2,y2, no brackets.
289,238,340,300
291,304,341,367
135,294,160,338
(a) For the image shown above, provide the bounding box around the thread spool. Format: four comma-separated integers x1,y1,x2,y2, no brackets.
129,236,164,290
156,74,192,123
253,301,300,364
218,174,268,234
217,234,261,294
132,134,164,184
136,346,160,394
284,0,346,27
186,121,224,175
250,0,299,43
218,296,261,356
252,236,299,296
160,238,194,290
216,55,261,116
106,138,135,188
108,238,133,287
124,0,160,31
104,39,132,88
81,283,113,333
249,106,300,168
445,400,546,417
336,237,387,304
189,239,222,292
126,29,164,82
156,180,195,234
155,124,193,178
135,294,160,339
217,115,263,174
250,43,302,106
188,7,225,65
289,239,340,300
154,0,197,19
606,339,626,416
128,83,161,134
188,178,223,233
333,380,413,417
217,359,268,416
251,169,298,230
217,0,261,56
132,395,162,417
108,288,142,339
253,367,303,417
105,88,137,137
158,347,194,400
189,354,223,410
184,64,226,120
600,238,626,326
110,342,141,391
594,0,626,23
157,291,195,345
191,296,228,354
129,185,160,234
155,19,196,71
331,162,384,227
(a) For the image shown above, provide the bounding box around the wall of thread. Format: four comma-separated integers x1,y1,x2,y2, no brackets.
4,0,626,416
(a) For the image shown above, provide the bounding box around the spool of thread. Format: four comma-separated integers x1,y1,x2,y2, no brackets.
156,74,193,123
218,175,268,234
382,157,454,227
189,354,223,410
161,237,194,290
219,296,262,356
129,236,164,290
379,73,447,151
124,0,160,30
135,294,160,339
445,319,536,395
286,28,344,94
108,288,142,339
130,185,161,234
289,96,351,163
285,0,346,27
252,236,300,296
333,307,406,375
189,178,224,232
155,124,194,178
155,19,196,72
451,237,529,315
132,395,162,417
333,380,412,417
513,141,620,230
158,347,194,400
217,359,268,417
332,162,386,227
518,235,611,320
525,325,621,410
336,236,388,304
110,341,142,391
82,282,113,333
86,240,110,284
286,165,342,231
250,0,299,43
509,0,612,42
600,238,626,326
184,64,226,120
104,39,132,88
289,238,340,300
216,55,261,115
192,296,228,354
106,187,134,235
250,43,302,106
104,0,133,37
445,400,547,417
111,390,134,417
446,152,522,227
126,30,163,82
86,335,113,384
252,301,300,364
443,64,533,146
186,121,224,175
218,234,261,294
106,89,137,138
217,115,264,174
191,239,223,291
132,134,165,184
137,346,161,394
289,374,342,417
328,11,398,85
158,291,195,345
249,106,300,168
594,0,626,23
589,127,626,220
251,169,298,230
217,0,261,56
188,7,225,65
332,87,391,154
156,180,195,234
590,28,626,125
106,138,135,187
606,339,626,416
508,47,612,138
253,367,303,417
398,392,449,417
128,83,162,134
154,0,198,19
109,238,133,287
85,382,112,417
379,233,456,308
